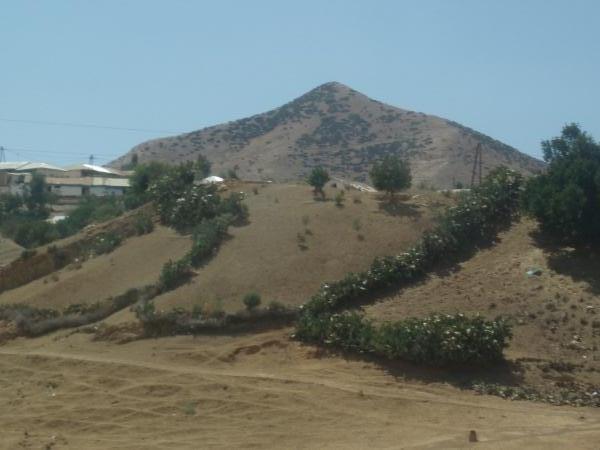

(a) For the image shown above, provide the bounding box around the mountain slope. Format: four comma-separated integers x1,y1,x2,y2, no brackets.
113,82,544,187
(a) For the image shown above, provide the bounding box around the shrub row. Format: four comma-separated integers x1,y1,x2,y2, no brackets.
0,286,156,338
302,167,523,316
295,312,511,366
134,300,298,338
294,167,522,366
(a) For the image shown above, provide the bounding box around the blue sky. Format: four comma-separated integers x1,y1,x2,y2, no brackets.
1,0,598,166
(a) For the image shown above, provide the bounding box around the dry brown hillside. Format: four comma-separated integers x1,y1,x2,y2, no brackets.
112,82,544,188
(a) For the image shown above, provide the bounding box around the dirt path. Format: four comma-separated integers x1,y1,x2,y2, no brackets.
1,329,599,449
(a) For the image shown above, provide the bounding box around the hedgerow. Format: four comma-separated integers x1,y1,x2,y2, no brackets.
295,312,511,365
302,167,522,316
295,167,522,366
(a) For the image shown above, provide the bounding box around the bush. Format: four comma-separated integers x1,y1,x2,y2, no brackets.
90,232,122,255
307,167,330,197
149,164,221,232
187,216,231,266
13,220,59,248
243,292,261,311
523,124,600,245
217,193,248,224
158,258,192,292
373,314,511,365
134,212,154,235
295,311,511,366
370,155,411,197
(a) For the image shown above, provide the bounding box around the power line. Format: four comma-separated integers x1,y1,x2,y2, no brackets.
0,117,183,134
1,146,118,162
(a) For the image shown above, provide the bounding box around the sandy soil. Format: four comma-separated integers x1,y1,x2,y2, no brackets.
0,226,190,310
1,328,599,449
0,236,22,267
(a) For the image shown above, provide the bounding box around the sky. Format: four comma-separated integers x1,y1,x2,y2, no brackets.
1,0,598,166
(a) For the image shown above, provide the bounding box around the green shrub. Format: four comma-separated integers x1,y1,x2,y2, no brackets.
523,124,600,244
13,220,59,248
134,212,154,235
187,216,231,266
158,258,192,292
90,232,122,255
295,312,511,366
217,193,248,224
243,292,261,311
334,191,345,207
372,314,511,365
307,167,330,197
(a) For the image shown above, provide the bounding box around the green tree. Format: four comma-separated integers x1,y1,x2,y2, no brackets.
307,167,330,197
130,161,172,197
195,154,211,179
25,173,51,214
370,155,411,198
523,124,600,244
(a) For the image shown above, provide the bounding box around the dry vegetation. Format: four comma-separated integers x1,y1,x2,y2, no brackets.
112,82,544,188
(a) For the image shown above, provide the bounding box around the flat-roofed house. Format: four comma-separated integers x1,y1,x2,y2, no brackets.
62,164,128,179
45,176,130,201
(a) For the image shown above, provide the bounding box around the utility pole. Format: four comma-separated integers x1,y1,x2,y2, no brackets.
470,143,483,187
0,146,5,163
88,154,94,165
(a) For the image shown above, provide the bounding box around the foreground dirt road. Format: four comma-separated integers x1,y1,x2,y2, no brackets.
1,329,599,449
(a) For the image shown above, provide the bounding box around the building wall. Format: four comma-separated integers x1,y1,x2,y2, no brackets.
49,185,82,197
89,186,125,196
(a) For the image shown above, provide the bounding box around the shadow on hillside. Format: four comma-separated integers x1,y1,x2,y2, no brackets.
309,346,524,390
377,199,422,219
531,230,600,295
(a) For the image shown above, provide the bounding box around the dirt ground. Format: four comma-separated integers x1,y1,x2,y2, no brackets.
147,183,450,315
0,236,22,267
1,328,599,449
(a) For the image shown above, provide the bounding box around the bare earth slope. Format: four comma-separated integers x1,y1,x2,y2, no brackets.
118,183,450,319
112,82,544,188
0,236,22,268
0,225,190,310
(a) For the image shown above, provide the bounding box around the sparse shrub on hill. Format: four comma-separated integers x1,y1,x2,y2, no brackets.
243,292,261,311
301,167,522,317
369,155,411,198
217,193,248,225
158,258,192,292
187,216,231,266
523,124,600,245
307,166,330,197
13,220,59,248
295,167,521,364
89,232,122,256
134,211,154,235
